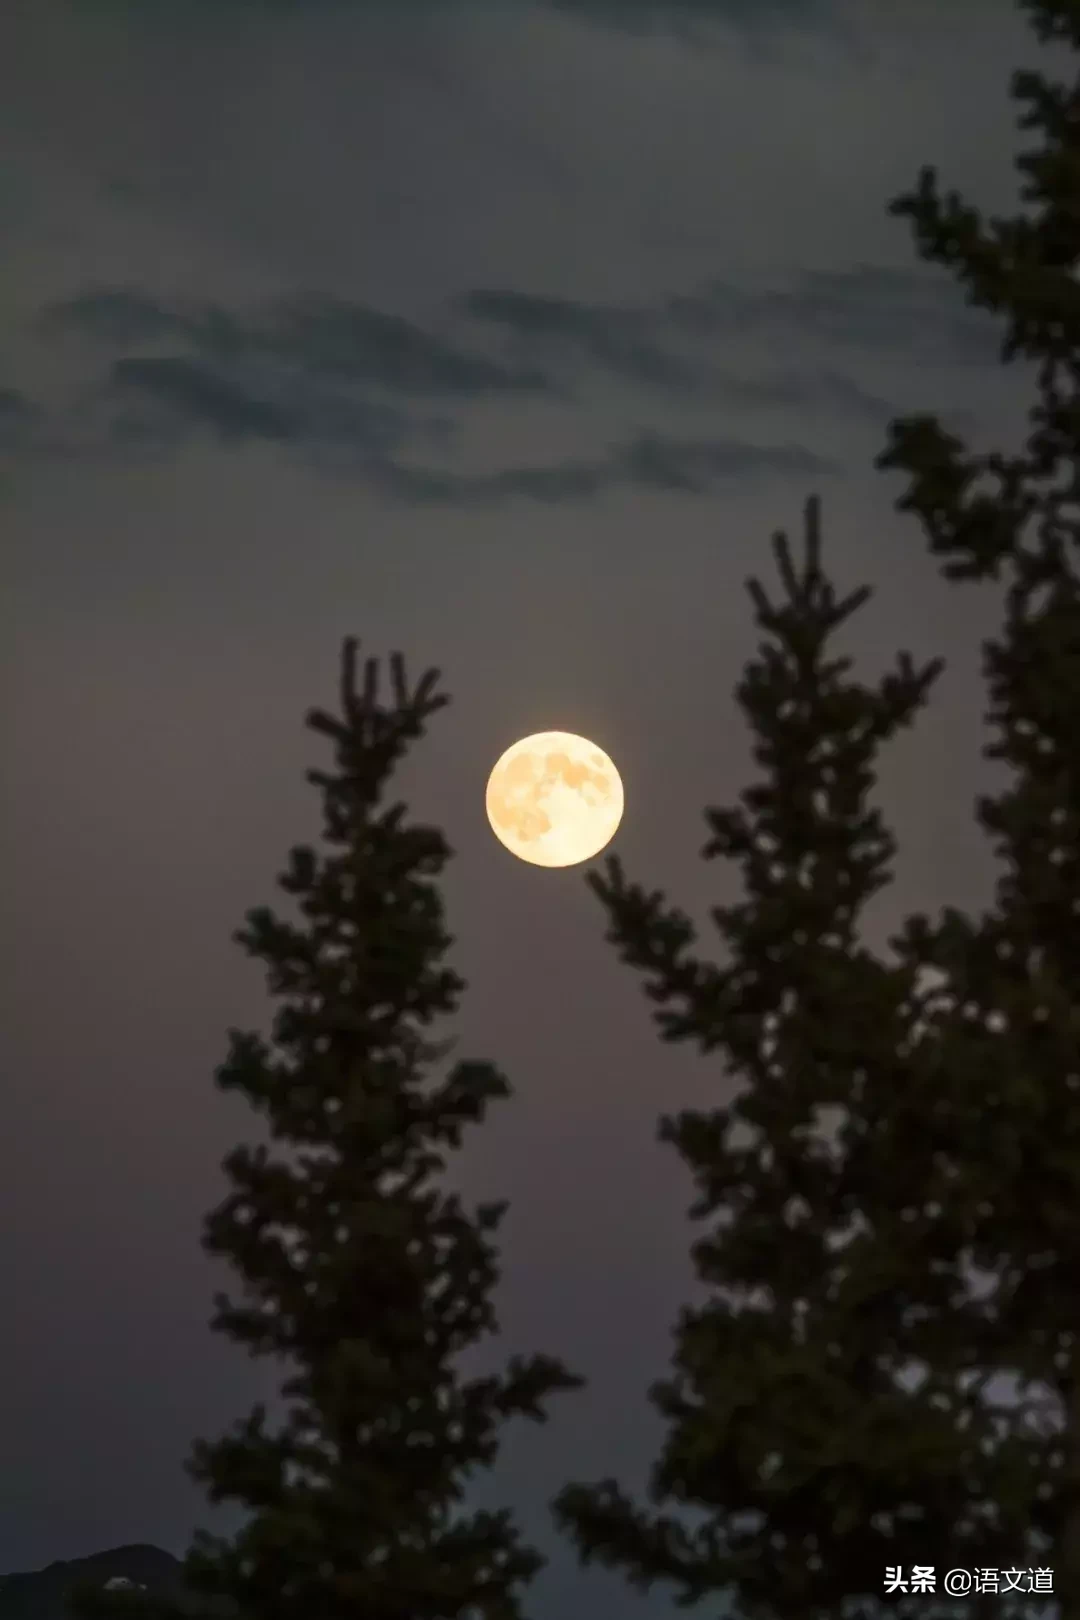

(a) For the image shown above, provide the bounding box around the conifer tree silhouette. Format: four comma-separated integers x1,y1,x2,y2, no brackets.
555,2,1080,1612
74,640,581,1620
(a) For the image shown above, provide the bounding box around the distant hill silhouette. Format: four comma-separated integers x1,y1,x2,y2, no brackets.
0,1547,183,1620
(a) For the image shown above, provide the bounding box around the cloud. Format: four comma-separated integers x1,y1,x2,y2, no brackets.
464,266,996,379
35,286,554,467
31,267,919,498
666,266,997,359
67,0,835,28
542,0,837,39
459,269,988,422
41,266,990,468
38,291,185,347
721,366,897,423
255,295,551,395
460,289,698,390
51,319,834,499
41,288,552,399
617,429,830,488
110,357,301,442
0,387,40,449
368,428,835,506
0,387,75,462
107,354,428,458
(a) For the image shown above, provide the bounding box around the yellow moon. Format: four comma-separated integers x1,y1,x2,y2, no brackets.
485,731,624,868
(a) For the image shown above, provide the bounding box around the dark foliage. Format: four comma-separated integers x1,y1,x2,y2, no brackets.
554,1,1080,1614
75,640,581,1620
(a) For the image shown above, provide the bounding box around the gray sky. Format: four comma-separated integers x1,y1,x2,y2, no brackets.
0,1,1041,1614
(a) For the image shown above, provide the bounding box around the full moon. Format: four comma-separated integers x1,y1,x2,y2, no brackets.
485,731,624,868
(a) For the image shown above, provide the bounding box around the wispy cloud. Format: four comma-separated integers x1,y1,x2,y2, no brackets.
460,289,698,391
37,291,184,347
105,354,430,458
67,0,837,33
720,366,897,423
462,265,996,379
0,387,40,450
666,266,998,359
542,0,838,39
31,286,554,482
42,289,552,398
26,262,953,500
457,267,994,430
367,429,836,507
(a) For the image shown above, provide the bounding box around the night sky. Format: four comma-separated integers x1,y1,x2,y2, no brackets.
1,2,1041,1615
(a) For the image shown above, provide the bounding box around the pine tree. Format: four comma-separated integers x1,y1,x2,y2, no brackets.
74,639,581,1620
554,1,1080,1614
552,502,985,1618
874,0,1080,1604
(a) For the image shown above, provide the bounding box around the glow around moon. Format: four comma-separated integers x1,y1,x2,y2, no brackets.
485,731,624,868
